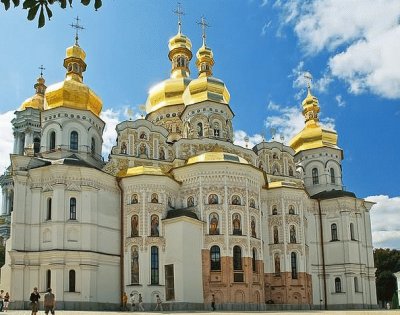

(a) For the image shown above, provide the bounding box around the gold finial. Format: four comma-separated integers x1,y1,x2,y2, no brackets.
197,16,210,46
38,65,45,78
304,71,313,94
70,16,85,46
173,3,185,34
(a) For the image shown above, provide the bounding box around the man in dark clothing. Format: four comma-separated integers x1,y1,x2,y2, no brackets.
44,288,56,315
30,287,41,315
211,294,216,311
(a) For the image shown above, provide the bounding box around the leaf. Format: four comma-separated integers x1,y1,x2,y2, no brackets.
81,0,90,5
23,0,37,9
44,3,52,20
27,3,39,20
1,0,11,10
94,0,101,10
38,5,45,28
59,0,67,9
12,0,20,7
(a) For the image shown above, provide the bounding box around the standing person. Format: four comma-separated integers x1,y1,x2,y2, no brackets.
154,295,163,311
211,294,216,311
3,292,10,312
29,287,40,315
44,288,55,315
122,292,128,311
138,294,144,311
129,293,136,311
0,290,4,312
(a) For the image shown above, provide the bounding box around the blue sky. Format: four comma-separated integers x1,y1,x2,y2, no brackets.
0,0,399,248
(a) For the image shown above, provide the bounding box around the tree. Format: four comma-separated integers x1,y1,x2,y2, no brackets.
1,0,102,28
374,248,400,307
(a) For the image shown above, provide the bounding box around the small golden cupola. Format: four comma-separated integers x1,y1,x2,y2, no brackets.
44,20,102,117
20,67,46,111
145,5,193,114
183,17,230,106
289,81,339,153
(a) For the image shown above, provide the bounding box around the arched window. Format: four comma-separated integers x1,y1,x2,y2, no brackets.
233,246,242,271
272,206,278,215
49,131,56,151
33,137,40,155
335,277,342,293
131,194,138,204
208,194,218,204
354,277,359,292
231,195,241,205
70,131,78,151
46,269,51,290
331,223,338,241
69,270,76,292
46,198,52,221
291,252,298,279
251,217,257,238
131,246,139,284
197,122,203,137
274,254,281,274
70,197,77,220
289,167,294,176
131,215,139,237
91,137,96,155
289,205,295,215
330,167,336,184
312,168,319,185
250,198,256,208
273,226,279,244
350,223,355,240
290,225,297,243
151,246,159,284
209,213,219,235
252,248,257,272
150,215,159,237
187,196,194,207
151,193,158,203
210,245,221,271
213,122,220,137
232,214,241,235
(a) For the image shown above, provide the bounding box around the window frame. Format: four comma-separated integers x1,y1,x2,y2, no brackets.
151,246,159,284
210,245,221,271
69,197,77,220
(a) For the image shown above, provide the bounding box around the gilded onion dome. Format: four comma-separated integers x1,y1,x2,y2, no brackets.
19,75,46,111
145,23,193,114
182,23,230,106
44,43,102,116
289,86,339,153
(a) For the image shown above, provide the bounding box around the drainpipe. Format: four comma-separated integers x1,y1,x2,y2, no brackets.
117,177,124,309
317,199,328,310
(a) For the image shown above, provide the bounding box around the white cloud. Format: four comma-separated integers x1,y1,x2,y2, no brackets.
366,195,400,249
261,20,272,36
260,0,268,7
233,130,263,148
277,0,400,99
100,108,120,160
335,94,346,107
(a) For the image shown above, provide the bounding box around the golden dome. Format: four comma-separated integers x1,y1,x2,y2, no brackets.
117,165,167,178
20,76,46,111
289,87,339,153
186,151,249,165
182,44,230,106
44,44,102,116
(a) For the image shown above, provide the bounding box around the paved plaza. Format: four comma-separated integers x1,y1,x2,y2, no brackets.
0,310,395,315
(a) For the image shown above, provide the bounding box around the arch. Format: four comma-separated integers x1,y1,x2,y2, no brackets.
231,195,241,205
187,196,194,207
69,197,77,220
151,193,158,203
291,252,298,279
232,213,241,235
213,121,221,137
151,246,159,284
273,226,279,244
70,131,79,151
289,225,297,243
208,194,218,204
49,130,56,151
209,213,219,235
46,197,52,221
69,269,76,292
233,245,242,271
131,194,139,204
331,223,338,241
150,215,159,236
312,168,319,185
131,215,139,237
131,246,139,284
335,277,342,293
210,245,221,271
350,222,355,240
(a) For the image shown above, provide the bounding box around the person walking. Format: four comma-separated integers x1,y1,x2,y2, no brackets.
122,292,128,311
3,292,10,312
29,287,40,315
154,295,163,311
211,294,216,311
138,294,144,311
0,290,4,312
129,293,136,311
44,288,55,315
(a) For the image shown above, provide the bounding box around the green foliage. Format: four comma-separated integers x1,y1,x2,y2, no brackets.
374,248,400,304
1,0,102,28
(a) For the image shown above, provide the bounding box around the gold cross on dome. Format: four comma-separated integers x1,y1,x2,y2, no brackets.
197,16,210,46
304,71,313,89
38,65,45,77
173,3,185,33
70,16,85,45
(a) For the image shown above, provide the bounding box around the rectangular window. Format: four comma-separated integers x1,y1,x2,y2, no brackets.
151,246,159,285
165,264,175,301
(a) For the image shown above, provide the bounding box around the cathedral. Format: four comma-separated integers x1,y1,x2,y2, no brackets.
0,15,377,311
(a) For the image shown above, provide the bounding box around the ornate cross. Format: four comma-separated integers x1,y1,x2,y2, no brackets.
70,16,85,45
197,16,210,46
38,65,45,77
173,3,185,33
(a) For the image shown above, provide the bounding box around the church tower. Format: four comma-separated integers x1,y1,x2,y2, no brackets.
289,83,343,196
